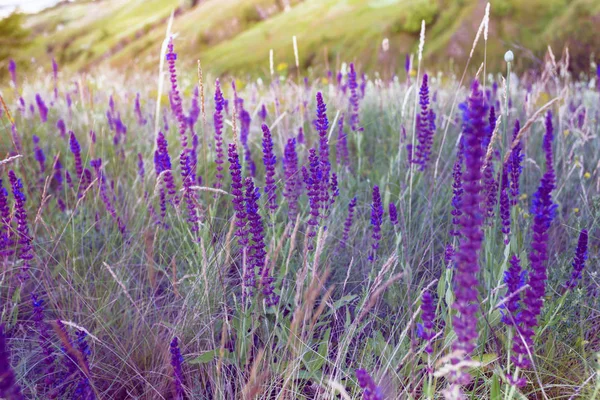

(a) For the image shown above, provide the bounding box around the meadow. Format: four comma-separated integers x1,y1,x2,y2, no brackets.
1,18,600,400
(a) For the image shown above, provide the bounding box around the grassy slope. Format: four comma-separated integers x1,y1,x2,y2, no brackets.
15,0,600,77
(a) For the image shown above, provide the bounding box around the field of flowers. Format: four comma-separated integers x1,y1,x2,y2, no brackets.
1,25,599,400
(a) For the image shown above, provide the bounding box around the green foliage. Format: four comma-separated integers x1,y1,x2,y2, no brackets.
0,13,31,72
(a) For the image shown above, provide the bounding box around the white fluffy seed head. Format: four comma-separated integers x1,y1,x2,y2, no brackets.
269,49,274,76
484,3,490,41
418,20,426,61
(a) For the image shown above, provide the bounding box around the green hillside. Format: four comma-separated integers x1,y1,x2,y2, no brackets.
5,0,600,77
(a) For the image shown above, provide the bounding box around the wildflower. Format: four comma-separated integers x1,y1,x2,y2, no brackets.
482,107,498,221
156,132,177,202
32,294,56,387
91,159,126,234
347,63,363,132
166,39,188,150
8,59,17,87
228,144,248,249
137,153,145,179
303,149,321,249
261,124,278,213
315,92,331,211
417,291,437,353
181,151,200,235
584,172,591,179
449,142,464,237
0,179,14,257
449,80,488,386
566,229,588,289
213,79,225,189
414,74,435,170
445,243,454,264
389,203,398,226
33,135,46,174
283,138,301,220
369,185,383,262
258,104,267,121
512,111,557,370
501,255,525,326
134,93,147,126
355,369,384,400
340,197,357,250
336,113,350,167
56,119,66,139
0,324,24,399
297,127,304,144
170,337,184,400
36,94,49,123
508,120,523,204
69,131,83,180
9,170,33,282
499,165,511,244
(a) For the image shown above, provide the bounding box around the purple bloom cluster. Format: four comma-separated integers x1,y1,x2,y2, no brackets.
56,119,66,139
170,337,185,399
8,59,17,87
32,295,56,388
340,197,357,249
369,185,383,262
155,132,177,202
166,39,188,150
502,255,525,326
450,142,464,237
302,149,321,249
508,120,523,204
417,291,437,353
336,113,350,167
69,131,84,180
91,159,126,234
566,229,588,289
389,203,398,226
228,143,248,251
137,153,145,179
499,165,511,244
9,170,33,282
413,74,436,170
348,63,363,132
512,111,557,370
261,124,278,213
213,80,225,189
355,369,384,400
482,108,498,221
0,179,14,257
283,138,302,220
36,94,49,123
450,80,488,386
33,135,46,174
134,93,147,126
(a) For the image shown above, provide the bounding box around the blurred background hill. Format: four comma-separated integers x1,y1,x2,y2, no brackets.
2,0,600,78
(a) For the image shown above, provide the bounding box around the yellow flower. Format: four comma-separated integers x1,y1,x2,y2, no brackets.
321,77,329,85
519,194,527,200
575,159,581,168
523,212,530,219
563,129,570,137
584,172,591,179
574,208,580,213
409,69,417,77
277,62,288,72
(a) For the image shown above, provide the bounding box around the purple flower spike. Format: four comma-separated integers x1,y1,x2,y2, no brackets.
283,138,301,220
0,179,14,257
261,124,278,213
369,185,383,262
404,54,411,74
414,74,435,170
9,170,33,282
182,151,200,235
450,142,464,237
259,104,267,121
499,165,511,244
512,110,556,370
69,131,83,180
156,132,177,202
244,177,261,296
170,337,185,400
166,38,188,151
137,153,145,179
32,294,56,387
389,203,398,226
134,93,147,126
228,143,248,250
303,149,322,249
315,92,332,213
36,94,49,123
8,59,17,87
449,80,488,386
33,135,46,174
340,197,357,250
348,63,363,132
502,255,525,326
355,369,384,400
417,291,437,353
336,113,349,167
56,119,66,139
213,79,225,189
0,324,25,400
297,127,304,145
508,120,522,205
566,229,588,289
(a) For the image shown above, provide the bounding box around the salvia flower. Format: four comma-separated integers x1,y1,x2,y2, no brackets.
355,369,384,400
501,255,525,326
228,144,248,249
33,135,46,174
134,93,147,126
166,39,188,151
508,119,523,204
338,197,358,250
0,179,14,257
258,103,267,121
56,119,66,139
213,79,225,189
303,149,322,249
243,177,262,295
283,138,301,220
336,113,350,167
0,324,25,400
369,185,383,262
499,164,511,244
261,124,278,213
512,111,557,370
347,63,363,132
170,337,185,400
156,132,177,202
181,151,200,235
414,74,435,170
8,59,17,87
91,159,126,234
69,131,83,180
36,94,49,123
32,294,56,387
137,153,145,179
449,80,488,386
389,203,398,226
449,142,464,237
9,170,33,282
566,229,588,289
315,92,332,213
417,291,437,353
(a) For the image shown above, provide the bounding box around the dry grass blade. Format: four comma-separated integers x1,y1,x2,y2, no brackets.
0,154,22,166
